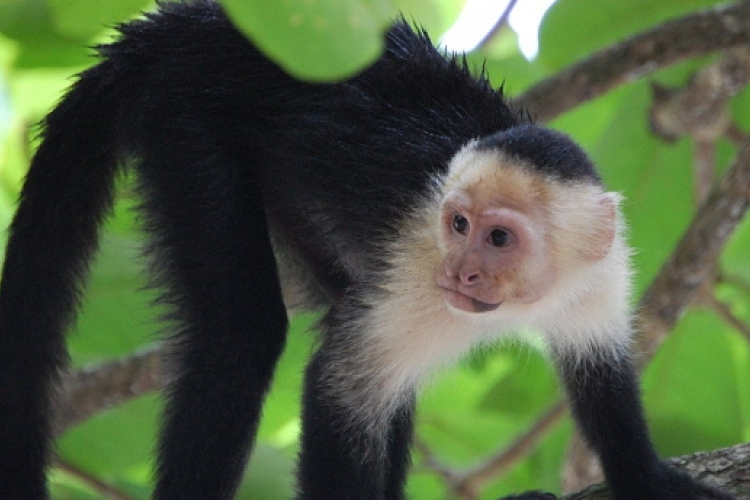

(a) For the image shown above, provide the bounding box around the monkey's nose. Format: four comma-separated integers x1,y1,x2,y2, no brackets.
459,271,481,285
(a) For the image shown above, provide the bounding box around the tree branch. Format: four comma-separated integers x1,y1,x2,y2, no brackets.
476,0,519,50
515,1,750,122
53,457,138,500
53,346,166,435
451,403,567,499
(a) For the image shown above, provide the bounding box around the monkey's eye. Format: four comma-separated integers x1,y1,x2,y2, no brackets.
489,229,513,247
452,214,469,234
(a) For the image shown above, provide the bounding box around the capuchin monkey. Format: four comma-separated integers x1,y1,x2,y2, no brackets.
0,1,735,499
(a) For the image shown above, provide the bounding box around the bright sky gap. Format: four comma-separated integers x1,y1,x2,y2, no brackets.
440,0,558,59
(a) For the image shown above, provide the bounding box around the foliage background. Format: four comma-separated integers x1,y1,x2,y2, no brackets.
0,0,748,499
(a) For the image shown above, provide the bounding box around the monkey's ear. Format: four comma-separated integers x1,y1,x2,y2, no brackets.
581,192,619,262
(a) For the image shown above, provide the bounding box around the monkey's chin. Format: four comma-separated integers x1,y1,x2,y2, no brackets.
440,288,502,313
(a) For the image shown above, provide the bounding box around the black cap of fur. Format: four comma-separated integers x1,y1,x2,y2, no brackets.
476,124,602,184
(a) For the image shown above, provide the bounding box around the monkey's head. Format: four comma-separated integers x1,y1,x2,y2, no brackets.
435,129,620,315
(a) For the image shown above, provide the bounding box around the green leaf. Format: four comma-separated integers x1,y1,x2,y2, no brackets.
48,0,151,40
643,310,747,456
0,0,91,67
0,0,146,67
239,445,296,500
219,0,395,81
57,395,159,474
478,348,557,415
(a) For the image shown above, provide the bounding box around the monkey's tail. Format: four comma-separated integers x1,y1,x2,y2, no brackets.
0,60,126,496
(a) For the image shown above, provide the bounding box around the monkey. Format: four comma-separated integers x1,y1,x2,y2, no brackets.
0,1,735,499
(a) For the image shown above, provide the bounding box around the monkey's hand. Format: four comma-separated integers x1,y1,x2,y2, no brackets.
497,492,556,500
495,464,736,500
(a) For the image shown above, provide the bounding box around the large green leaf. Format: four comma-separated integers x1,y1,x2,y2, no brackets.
57,395,159,474
0,0,90,67
643,310,747,456
239,445,296,499
477,348,557,416
0,0,150,67
394,0,451,35
219,0,394,81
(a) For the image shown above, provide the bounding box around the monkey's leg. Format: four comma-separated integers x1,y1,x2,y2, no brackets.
499,493,556,500
137,132,288,500
384,400,415,499
556,352,733,500
298,312,415,500
557,353,660,498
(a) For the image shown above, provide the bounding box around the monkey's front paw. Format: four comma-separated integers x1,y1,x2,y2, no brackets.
498,491,556,500
649,465,735,500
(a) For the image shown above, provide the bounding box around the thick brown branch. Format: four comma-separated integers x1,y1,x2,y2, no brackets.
515,1,750,122
53,346,166,435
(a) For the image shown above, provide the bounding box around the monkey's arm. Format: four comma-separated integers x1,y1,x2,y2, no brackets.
536,223,732,500
555,351,733,500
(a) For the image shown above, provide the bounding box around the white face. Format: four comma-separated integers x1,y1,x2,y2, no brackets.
434,145,621,318
427,143,633,361
435,190,554,313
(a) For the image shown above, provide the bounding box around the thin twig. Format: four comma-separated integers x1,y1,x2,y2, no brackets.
453,402,568,499
53,457,137,500
53,345,166,436
708,294,750,344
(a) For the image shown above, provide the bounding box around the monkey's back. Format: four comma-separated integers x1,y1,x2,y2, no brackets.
98,0,523,289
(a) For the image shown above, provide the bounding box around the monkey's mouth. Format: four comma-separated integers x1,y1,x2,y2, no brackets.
439,287,502,313
471,298,502,313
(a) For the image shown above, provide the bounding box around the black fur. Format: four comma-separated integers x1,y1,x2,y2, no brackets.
475,124,602,183
0,1,735,499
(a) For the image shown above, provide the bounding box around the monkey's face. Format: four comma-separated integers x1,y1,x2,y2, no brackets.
435,191,555,314
434,146,620,316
